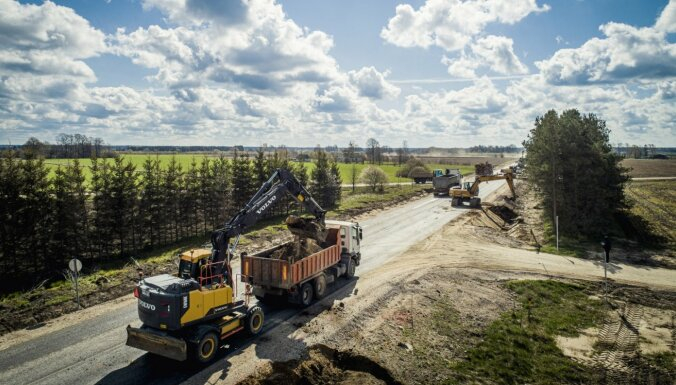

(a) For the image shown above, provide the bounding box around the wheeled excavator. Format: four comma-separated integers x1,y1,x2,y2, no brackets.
450,168,516,208
126,169,327,363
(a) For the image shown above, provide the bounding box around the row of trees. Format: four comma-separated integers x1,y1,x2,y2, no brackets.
21,134,111,159
0,148,341,292
523,109,629,237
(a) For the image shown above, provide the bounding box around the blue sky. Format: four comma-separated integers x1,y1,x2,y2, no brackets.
1,0,674,147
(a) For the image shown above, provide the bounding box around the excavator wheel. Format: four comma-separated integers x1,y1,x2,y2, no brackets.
192,331,219,364
245,305,264,335
470,197,481,208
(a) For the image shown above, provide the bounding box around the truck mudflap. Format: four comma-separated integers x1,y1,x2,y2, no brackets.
126,325,187,361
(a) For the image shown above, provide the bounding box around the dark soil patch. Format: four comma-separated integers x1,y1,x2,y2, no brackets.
237,344,402,385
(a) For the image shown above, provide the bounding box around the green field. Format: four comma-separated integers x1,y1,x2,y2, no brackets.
42,154,474,185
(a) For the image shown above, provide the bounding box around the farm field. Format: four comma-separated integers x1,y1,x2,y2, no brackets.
621,158,676,178
41,154,476,185
625,179,676,245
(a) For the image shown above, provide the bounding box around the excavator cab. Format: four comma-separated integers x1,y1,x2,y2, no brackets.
177,249,212,280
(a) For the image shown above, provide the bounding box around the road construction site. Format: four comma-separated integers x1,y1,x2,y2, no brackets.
1,171,674,385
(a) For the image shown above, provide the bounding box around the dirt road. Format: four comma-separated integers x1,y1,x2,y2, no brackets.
0,179,509,385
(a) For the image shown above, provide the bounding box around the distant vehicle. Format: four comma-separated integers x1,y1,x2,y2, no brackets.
408,166,433,184
450,168,516,208
432,168,462,195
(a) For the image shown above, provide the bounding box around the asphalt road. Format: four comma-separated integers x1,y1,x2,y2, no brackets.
0,180,508,385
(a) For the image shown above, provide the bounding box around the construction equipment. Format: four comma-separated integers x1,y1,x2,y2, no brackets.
126,169,327,363
408,166,433,184
432,168,462,195
450,168,516,208
242,219,362,306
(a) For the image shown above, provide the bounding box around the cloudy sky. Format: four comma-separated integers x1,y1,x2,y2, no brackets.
1,0,674,147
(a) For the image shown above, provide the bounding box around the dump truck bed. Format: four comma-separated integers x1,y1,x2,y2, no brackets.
241,228,341,289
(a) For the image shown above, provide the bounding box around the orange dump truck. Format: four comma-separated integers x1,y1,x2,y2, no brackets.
241,220,362,306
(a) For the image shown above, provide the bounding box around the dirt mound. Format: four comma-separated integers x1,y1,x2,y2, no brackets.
269,239,323,263
238,344,402,385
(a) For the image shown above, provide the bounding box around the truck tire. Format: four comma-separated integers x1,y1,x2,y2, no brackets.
314,274,327,300
245,305,264,335
193,331,219,364
345,258,356,279
300,282,314,307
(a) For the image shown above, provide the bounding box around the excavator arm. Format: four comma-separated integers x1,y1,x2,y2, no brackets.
210,169,326,267
469,169,516,198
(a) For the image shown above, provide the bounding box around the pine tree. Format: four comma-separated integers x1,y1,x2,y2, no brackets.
91,158,115,258
198,157,214,234
523,109,629,237
230,151,254,210
210,155,231,226
0,152,24,282
181,158,201,237
19,158,53,274
253,148,270,187
309,147,339,208
163,156,183,243
329,158,342,205
50,161,88,269
139,157,164,249
109,157,137,256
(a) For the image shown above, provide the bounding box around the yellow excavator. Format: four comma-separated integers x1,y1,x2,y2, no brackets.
126,169,328,363
450,168,516,208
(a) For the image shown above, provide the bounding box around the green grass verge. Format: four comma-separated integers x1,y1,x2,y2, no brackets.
449,280,606,385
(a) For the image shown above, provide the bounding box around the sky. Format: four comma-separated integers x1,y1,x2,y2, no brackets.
0,0,674,148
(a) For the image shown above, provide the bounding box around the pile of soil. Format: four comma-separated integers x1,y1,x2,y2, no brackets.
269,239,323,263
238,344,401,385
475,162,494,176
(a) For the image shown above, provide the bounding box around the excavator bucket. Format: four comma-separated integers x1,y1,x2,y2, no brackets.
285,215,328,243
126,325,187,361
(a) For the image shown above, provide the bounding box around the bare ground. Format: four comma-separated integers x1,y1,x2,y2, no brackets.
215,182,676,385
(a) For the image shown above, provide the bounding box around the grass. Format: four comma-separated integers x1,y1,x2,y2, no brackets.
41,154,475,185
621,158,676,178
448,280,606,385
624,180,676,245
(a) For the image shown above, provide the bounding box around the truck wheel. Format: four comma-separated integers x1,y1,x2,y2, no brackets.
345,258,356,279
300,282,314,307
314,274,327,300
245,305,264,335
193,332,219,364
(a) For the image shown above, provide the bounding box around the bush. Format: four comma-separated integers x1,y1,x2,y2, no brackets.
396,158,428,177
359,166,388,192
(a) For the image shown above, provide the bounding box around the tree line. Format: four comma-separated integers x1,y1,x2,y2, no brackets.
21,134,112,159
523,109,629,238
0,148,341,293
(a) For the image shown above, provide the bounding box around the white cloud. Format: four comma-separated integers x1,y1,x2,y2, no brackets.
0,0,106,103
655,0,676,33
537,3,676,85
381,0,541,78
347,67,400,99
471,35,529,75
381,0,549,52
113,0,340,95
